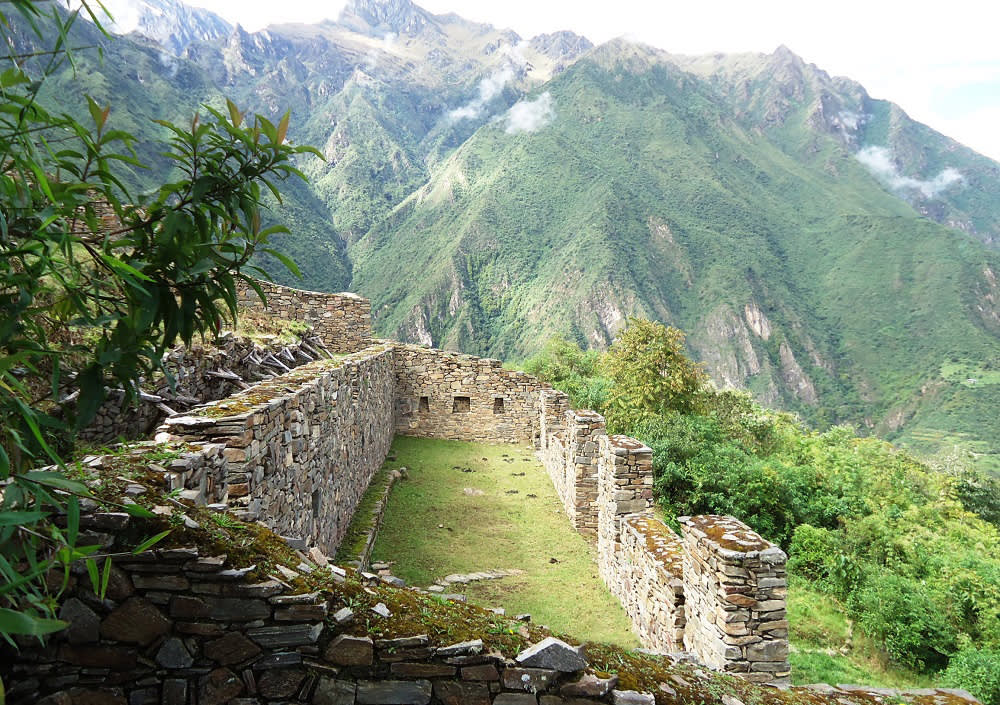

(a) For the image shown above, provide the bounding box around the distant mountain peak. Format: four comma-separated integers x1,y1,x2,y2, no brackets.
100,0,231,54
338,0,433,37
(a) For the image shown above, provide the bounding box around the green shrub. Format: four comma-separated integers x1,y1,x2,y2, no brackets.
849,572,957,672
941,647,1000,705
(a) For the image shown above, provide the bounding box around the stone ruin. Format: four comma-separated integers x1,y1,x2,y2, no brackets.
2,280,979,705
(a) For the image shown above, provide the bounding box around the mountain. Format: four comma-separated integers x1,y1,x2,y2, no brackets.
99,0,232,55
22,0,1000,472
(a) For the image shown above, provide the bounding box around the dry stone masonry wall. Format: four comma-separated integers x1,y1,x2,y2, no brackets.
540,404,788,683
617,516,686,651
157,347,396,556
237,280,373,354
393,345,543,444
680,516,790,683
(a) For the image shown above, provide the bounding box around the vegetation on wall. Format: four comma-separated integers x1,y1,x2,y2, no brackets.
524,319,1000,703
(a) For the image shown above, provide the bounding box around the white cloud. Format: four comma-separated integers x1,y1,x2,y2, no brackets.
504,92,554,134
447,42,531,123
856,146,964,198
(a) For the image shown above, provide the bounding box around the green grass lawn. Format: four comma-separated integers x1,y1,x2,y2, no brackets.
372,436,639,647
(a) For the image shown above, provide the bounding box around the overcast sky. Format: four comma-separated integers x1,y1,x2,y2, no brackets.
182,0,1000,162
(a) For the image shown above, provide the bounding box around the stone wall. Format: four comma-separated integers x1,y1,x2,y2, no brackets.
538,405,789,681
595,433,656,596
237,279,372,354
80,335,321,445
157,347,396,556
680,515,790,683
393,345,543,444
0,502,650,705
538,406,605,535
616,516,686,652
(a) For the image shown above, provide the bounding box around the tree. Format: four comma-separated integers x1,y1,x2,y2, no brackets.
601,318,706,432
0,0,317,646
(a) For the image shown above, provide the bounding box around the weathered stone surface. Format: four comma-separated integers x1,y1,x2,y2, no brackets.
58,597,100,644
60,688,127,705
389,662,456,678
274,603,328,621
206,631,262,665
503,667,558,692
333,606,355,624
516,637,587,672
201,596,270,621
98,597,170,646
460,664,500,681
314,678,357,705
247,623,322,648
59,644,136,671
324,634,374,666
746,640,789,662
435,639,483,657
560,673,618,698
155,637,194,669
162,679,187,705
257,668,306,698
612,690,656,705
376,635,430,649
433,681,491,705
356,679,432,705
493,695,539,705
198,668,244,705
541,697,602,705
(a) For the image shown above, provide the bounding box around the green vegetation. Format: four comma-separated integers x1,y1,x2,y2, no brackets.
525,320,1000,702
0,0,311,653
371,436,639,646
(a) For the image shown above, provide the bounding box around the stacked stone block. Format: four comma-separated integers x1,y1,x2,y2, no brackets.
237,279,373,354
393,345,543,444
680,515,790,683
157,347,396,556
596,434,654,595
538,388,570,449
564,411,606,534
617,516,686,651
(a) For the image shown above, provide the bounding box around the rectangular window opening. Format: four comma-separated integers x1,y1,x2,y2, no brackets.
493,398,505,414
452,396,471,413
419,396,430,413
312,489,321,518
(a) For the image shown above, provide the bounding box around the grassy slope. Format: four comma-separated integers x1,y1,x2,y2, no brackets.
372,436,639,647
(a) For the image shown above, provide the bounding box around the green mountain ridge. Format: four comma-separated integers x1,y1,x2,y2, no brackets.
25,0,1000,470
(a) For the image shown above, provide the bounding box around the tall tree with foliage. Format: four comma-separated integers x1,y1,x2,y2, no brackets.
602,318,706,432
0,0,317,648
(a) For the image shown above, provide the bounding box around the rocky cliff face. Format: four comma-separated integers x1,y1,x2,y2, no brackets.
101,0,231,54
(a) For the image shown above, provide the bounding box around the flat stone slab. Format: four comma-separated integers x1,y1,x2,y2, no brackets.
435,639,483,658
356,680,432,705
612,690,656,705
516,637,587,672
561,673,618,698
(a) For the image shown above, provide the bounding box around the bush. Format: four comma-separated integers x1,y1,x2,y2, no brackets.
849,571,957,672
941,647,1000,705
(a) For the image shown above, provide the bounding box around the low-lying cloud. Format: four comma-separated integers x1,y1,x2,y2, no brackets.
447,43,529,123
505,92,555,134
856,145,964,198
448,65,516,122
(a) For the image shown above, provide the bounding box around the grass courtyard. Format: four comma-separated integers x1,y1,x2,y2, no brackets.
371,436,638,647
